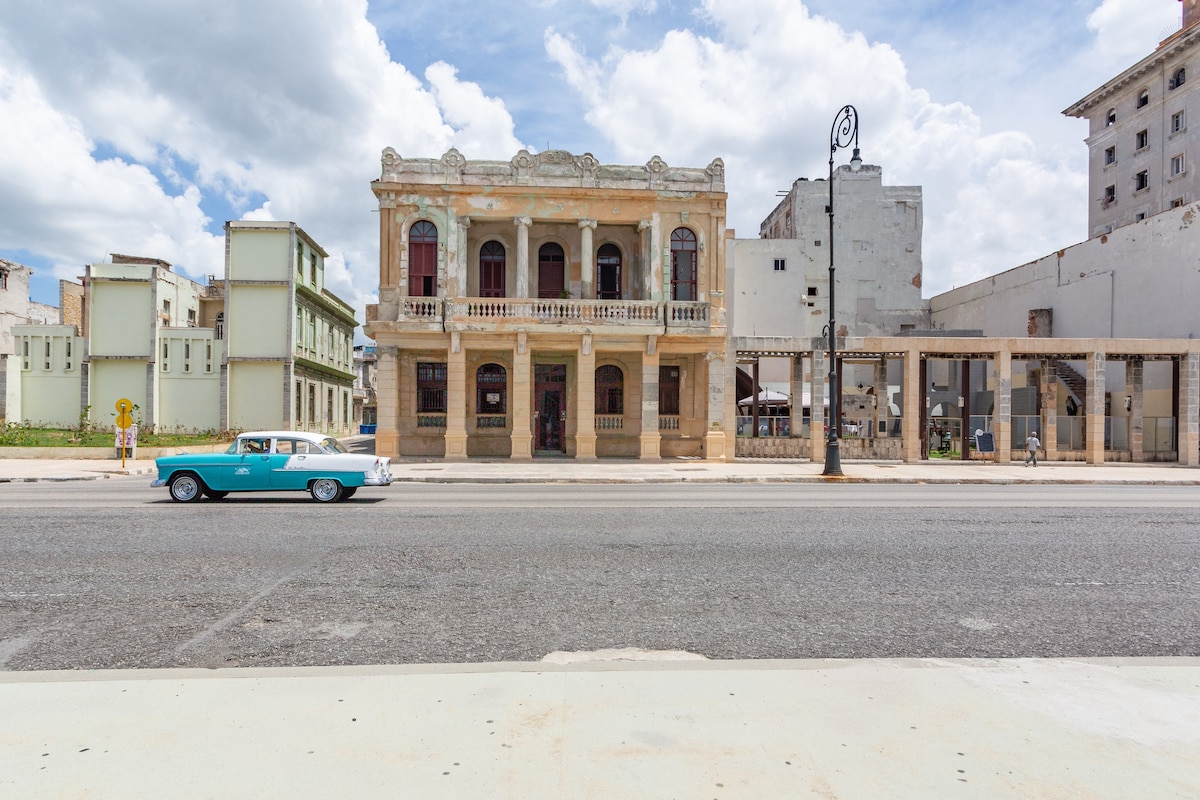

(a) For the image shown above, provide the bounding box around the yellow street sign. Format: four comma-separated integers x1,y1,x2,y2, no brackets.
116,412,134,429
116,398,133,414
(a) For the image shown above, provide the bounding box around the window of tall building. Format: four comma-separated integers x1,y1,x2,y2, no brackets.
1135,170,1149,191
1135,129,1149,150
1106,108,1116,126
1171,67,1186,89
309,252,318,284
1172,154,1185,177
1172,111,1186,133
1104,185,1116,206
773,258,786,272
1104,146,1116,165
1172,197,1185,208
1137,90,1149,108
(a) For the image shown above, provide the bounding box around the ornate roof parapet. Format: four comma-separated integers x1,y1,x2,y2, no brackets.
376,147,726,193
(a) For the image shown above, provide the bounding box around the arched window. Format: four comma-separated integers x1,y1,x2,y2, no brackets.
597,243,622,300
408,220,438,297
476,363,507,415
215,312,225,340
1137,89,1150,108
1106,108,1117,126
480,241,506,298
537,242,566,298
670,227,697,301
595,365,624,415
1172,67,1186,89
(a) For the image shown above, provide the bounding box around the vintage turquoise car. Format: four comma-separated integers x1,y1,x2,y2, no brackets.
152,431,393,503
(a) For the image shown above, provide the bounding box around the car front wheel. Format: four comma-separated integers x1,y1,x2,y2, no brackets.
310,478,344,503
168,472,203,503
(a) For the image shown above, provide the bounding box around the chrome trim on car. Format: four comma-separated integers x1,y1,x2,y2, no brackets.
151,479,166,487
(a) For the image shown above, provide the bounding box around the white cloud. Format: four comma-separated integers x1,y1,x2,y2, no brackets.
0,0,527,327
545,0,1091,295
1087,0,1181,66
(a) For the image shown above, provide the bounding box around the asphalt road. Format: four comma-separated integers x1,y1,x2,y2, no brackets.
1,478,1198,670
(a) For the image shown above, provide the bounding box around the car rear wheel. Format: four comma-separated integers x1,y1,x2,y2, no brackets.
168,472,203,503
310,478,344,503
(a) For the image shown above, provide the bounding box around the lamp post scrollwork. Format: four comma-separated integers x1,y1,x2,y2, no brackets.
823,105,862,477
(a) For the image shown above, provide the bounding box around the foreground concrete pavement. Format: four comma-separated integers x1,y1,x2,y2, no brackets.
4,453,1200,485
2,656,1198,799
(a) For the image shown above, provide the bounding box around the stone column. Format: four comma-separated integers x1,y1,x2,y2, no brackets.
810,350,827,462
374,346,399,457
789,356,803,440
510,335,532,460
576,335,597,460
444,334,468,460
873,358,888,440
579,219,597,299
901,346,922,463
1129,358,1144,462
704,351,727,461
515,216,531,298
639,339,661,459
992,348,1012,463
1179,352,1200,466
453,216,471,298
1085,352,1106,465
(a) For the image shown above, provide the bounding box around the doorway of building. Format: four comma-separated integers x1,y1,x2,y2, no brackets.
535,363,567,453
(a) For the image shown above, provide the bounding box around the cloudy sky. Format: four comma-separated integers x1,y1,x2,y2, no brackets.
0,0,1183,326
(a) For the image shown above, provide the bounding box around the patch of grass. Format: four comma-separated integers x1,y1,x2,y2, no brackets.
0,424,231,448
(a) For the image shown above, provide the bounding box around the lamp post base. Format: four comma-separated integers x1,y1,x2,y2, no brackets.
822,437,843,476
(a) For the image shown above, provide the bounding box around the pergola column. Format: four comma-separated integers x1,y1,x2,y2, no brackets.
1042,361,1059,462
901,347,922,463
1180,352,1200,466
873,358,888,440
1085,351,1106,465
993,348,1011,463
515,216,531,298
810,351,826,462
1129,358,1144,462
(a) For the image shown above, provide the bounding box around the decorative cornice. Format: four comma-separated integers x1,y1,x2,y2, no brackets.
376,147,726,193
1063,26,1199,117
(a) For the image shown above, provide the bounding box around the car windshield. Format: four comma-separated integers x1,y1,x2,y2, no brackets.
318,437,348,454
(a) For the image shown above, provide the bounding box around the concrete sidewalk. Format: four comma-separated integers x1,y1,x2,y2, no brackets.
1,656,1197,799
4,453,1200,485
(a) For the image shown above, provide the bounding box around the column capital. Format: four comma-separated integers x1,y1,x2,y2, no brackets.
578,218,598,230
514,216,532,228
638,219,652,232
459,216,471,228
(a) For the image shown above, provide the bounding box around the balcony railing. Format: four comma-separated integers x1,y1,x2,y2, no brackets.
379,296,716,332
449,298,663,326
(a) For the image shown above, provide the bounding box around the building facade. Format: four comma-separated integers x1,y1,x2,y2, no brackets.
1063,0,1200,237
222,221,358,434
365,147,732,460
1,258,60,421
8,225,358,435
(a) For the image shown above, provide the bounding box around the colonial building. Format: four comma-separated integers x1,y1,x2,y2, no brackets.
1063,0,1200,237
0,257,60,421
364,147,732,460
7,224,358,435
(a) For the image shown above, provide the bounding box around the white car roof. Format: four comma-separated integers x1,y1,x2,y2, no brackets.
237,431,334,444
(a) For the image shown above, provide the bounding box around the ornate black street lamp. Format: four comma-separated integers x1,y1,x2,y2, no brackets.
823,105,862,477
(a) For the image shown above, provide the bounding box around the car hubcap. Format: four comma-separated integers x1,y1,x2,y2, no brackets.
172,476,198,501
313,480,339,501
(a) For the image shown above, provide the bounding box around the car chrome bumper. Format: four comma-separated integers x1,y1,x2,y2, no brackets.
151,479,166,487
363,474,393,486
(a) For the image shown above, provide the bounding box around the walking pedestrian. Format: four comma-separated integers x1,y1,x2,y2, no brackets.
1025,431,1042,466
